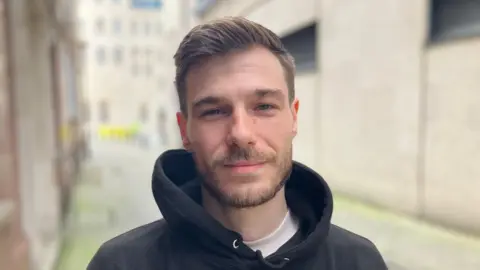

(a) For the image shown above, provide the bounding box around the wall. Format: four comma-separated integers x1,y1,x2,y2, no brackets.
318,0,428,215
0,1,29,269
424,39,480,232
293,73,317,169
7,0,62,268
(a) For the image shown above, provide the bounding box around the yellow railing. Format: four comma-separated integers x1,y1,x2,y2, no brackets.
97,124,141,140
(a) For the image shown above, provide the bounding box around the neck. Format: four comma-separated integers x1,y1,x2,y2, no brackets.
202,187,288,242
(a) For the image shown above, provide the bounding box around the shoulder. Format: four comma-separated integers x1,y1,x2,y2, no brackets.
327,224,387,269
328,224,376,249
87,219,169,270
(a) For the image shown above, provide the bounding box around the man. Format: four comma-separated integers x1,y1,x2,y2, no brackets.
88,17,387,269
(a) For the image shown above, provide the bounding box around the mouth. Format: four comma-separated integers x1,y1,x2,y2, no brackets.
223,161,266,174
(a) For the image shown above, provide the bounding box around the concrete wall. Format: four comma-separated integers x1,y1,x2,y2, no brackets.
7,1,64,269
424,39,480,232
196,0,480,234
0,1,29,269
293,72,317,169
318,0,428,215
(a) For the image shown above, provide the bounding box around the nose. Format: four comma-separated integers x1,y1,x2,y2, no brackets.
226,109,256,148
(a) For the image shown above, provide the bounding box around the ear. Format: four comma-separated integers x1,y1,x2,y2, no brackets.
176,112,191,149
291,98,299,137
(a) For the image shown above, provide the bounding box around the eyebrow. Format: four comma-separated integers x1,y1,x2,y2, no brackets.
254,88,285,100
192,88,286,110
192,96,222,110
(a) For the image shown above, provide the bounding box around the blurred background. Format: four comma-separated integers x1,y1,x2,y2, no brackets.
1,0,480,269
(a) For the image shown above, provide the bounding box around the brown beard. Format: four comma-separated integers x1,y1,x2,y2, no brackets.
198,145,293,208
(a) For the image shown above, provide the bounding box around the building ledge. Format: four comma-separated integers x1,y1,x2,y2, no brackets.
0,200,14,229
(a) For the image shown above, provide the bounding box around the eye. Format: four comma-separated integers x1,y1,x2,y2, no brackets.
201,108,224,117
256,104,275,111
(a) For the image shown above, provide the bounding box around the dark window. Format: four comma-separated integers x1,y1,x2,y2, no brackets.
95,18,105,34
131,21,138,35
146,64,153,76
83,102,90,122
99,100,110,123
113,19,122,34
131,46,138,58
281,23,317,73
139,103,149,123
145,22,151,36
155,23,162,35
146,48,153,58
114,46,123,65
96,46,106,64
131,64,138,76
430,0,480,42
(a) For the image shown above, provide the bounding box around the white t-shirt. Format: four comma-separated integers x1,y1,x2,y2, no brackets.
243,211,299,257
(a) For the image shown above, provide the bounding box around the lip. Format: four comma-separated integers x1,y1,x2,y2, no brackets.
223,162,265,174
224,161,264,167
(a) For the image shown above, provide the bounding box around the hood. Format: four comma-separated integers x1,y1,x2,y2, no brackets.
152,149,333,267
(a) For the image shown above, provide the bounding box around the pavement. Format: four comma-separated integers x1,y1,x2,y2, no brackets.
56,141,480,270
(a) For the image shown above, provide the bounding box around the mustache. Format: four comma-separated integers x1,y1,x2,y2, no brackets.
213,147,273,166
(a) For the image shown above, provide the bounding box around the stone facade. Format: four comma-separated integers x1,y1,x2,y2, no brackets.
0,0,29,269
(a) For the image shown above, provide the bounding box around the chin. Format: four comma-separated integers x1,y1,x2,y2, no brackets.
222,182,277,204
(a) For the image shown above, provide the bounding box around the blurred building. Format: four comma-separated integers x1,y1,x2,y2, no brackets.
76,0,195,150
0,0,85,269
196,0,480,235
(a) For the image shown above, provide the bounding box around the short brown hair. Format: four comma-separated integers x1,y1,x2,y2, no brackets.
174,16,296,114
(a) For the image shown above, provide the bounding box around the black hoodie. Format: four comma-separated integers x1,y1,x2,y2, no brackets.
87,149,387,270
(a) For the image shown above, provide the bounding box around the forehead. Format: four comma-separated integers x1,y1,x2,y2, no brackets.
185,46,288,103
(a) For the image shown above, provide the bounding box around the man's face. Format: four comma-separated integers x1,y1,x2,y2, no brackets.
177,46,299,208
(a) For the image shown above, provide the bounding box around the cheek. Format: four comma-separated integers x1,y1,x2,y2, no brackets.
188,122,226,157
257,117,294,144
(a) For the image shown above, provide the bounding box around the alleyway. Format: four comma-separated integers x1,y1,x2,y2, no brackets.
56,140,162,270
56,141,480,270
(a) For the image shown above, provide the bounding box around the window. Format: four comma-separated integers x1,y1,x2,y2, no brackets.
146,48,153,59
82,102,90,122
131,47,138,60
131,47,138,55
131,64,138,76
131,21,138,35
430,0,480,42
98,100,110,123
145,22,151,36
280,23,317,72
77,18,85,35
155,23,162,35
157,75,166,90
114,46,123,65
145,64,153,76
113,19,122,34
139,103,149,123
142,48,150,63
95,17,105,34
96,46,106,64
157,51,164,63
